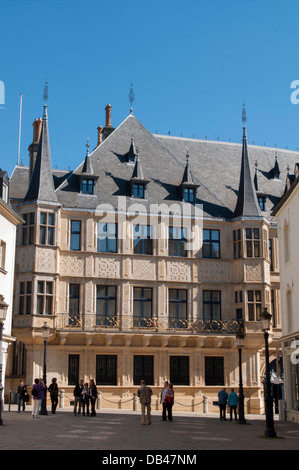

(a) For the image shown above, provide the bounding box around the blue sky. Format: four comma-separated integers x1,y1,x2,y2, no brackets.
1,0,299,177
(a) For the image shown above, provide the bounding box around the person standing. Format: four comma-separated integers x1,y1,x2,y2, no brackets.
73,380,84,416
137,380,153,425
228,388,238,422
48,378,59,414
160,381,169,421
81,383,90,416
17,380,27,413
165,383,174,422
218,387,228,421
32,379,46,419
89,379,98,417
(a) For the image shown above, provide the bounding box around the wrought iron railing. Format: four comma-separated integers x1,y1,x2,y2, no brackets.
54,313,244,335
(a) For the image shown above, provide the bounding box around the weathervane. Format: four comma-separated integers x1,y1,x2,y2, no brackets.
43,79,49,104
242,101,247,125
129,83,135,114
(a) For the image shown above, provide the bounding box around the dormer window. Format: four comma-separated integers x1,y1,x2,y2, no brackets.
132,182,145,199
183,187,196,203
0,170,9,203
81,178,95,195
258,196,266,211
180,152,199,203
79,139,98,195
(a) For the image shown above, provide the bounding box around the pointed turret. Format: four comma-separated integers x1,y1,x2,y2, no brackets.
126,136,138,163
180,152,199,202
232,106,261,218
79,138,98,194
81,138,94,175
130,151,149,198
24,98,58,204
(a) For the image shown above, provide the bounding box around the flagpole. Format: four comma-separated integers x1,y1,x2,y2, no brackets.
17,93,23,166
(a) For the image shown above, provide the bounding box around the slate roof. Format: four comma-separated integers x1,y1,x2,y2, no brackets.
9,112,299,222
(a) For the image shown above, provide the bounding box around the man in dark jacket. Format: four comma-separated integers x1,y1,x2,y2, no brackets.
73,380,84,416
218,388,228,421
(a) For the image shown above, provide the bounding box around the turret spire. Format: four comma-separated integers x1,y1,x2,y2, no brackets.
232,105,261,218
24,85,58,204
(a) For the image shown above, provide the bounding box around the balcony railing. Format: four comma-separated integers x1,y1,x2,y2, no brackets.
13,313,245,335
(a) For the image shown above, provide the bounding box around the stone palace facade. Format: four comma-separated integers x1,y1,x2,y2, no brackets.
6,100,299,413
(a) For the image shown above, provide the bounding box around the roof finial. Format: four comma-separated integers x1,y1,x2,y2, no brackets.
242,101,247,126
129,83,135,114
186,151,190,165
86,137,90,156
43,79,49,104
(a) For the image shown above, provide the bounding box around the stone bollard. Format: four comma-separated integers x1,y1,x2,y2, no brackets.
133,393,138,411
97,392,102,410
59,389,65,409
203,396,208,414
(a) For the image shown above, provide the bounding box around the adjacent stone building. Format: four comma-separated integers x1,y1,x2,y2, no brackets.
0,169,22,394
6,100,299,413
272,168,299,423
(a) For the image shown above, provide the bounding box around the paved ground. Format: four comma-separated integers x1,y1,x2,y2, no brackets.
1,405,299,451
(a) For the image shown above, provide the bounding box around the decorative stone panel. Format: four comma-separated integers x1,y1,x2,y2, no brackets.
167,261,191,282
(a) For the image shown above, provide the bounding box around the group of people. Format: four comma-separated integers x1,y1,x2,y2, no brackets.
137,380,174,425
17,377,239,423
218,387,239,421
73,379,98,417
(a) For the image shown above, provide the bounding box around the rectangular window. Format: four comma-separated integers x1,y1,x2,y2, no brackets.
133,224,152,255
132,183,145,199
96,286,117,326
271,289,276,328
183,187,196,203
39,212,55,246
36,281,53,315
169,227,187,257
96,355,117,385
170,356,189,385
203,291,221,320
134,356,154,385
133,287,152,327
97,222,117,253
69,284,80,325
82,179,95,195
22,213,35,246
258,196,266,211
233,229,241,259
70,221,81,251
246,228,260,258
68,355,80,386
19,281,32,315
269,238,274,271
247,290,262,321
205,357,224,386
203,229,220,259
169,289,187,328
0,240,6,271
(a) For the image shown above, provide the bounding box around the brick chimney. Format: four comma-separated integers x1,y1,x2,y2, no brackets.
105,104,112,127
28,118,43,182
101,104,115,142
97,125,103,146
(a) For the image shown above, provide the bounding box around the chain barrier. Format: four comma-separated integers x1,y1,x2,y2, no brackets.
13,390,268,413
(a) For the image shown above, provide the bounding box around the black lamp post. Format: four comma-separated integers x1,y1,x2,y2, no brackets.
236,329,246,424
40,322,50,416
260,308,277,438
0,297,8,426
